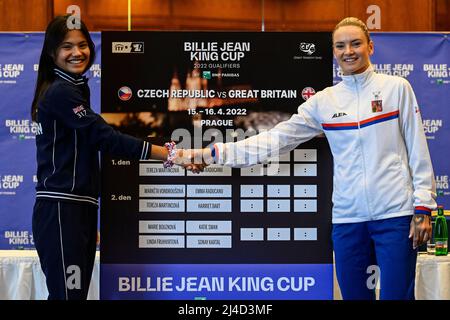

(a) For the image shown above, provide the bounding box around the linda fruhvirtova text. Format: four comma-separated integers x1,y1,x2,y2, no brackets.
184,42,250,61
118,276,315,292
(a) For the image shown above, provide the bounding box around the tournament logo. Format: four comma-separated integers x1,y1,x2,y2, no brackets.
301,87,316,100
371,91,382,112
118,86,133,101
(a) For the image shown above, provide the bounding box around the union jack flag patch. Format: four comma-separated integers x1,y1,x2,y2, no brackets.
72,105,85,114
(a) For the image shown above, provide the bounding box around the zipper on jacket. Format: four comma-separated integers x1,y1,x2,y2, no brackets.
354,76,373,217
43,120,57,189
71,129,77,192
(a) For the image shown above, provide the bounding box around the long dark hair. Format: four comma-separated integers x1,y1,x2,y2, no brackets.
31,15,96,121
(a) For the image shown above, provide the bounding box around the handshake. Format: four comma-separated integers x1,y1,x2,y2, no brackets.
172,147,215,174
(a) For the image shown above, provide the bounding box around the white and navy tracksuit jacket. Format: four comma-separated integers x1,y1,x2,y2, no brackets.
33,67,152,299
214,66,437,223
214,66,437,299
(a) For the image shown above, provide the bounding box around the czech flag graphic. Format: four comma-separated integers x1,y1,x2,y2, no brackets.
118,86,132,101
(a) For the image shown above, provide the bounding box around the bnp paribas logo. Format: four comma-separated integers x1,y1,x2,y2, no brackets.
437,79,443,85
202,71,211,80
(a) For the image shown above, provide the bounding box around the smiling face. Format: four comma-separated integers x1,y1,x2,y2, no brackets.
333,25,374,75
54,30,90,75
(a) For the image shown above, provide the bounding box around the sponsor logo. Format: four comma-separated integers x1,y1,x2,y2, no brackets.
301,87,315,100
300,43,315,55
294,43,322,61
199,70,239,79
209,71,239,78
202,71,211,79
112,42,144,53
332,112,347,119
118,86,133,101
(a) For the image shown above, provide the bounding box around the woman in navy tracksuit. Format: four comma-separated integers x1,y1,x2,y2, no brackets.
30,15,191,300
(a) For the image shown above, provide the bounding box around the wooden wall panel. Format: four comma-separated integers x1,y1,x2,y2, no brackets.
55,0,172,30
86,0,170,18
49,0,445,31
283,0,346,21
0,0,52,31
1,0,446,32
347,0,435,31
53,0,89,28
264,0,346,31
54,0,86,15
172,0,262,20
436,0,450,30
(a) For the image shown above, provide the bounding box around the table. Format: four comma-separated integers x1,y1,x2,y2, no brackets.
0,250,99,300
1,250,448,300
331,252,450,300
415,253,450,300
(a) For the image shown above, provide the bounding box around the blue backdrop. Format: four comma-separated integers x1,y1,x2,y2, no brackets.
0,32,101,249
0,32,448,249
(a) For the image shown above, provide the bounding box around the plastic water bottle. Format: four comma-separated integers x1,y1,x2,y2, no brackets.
434,206,448,256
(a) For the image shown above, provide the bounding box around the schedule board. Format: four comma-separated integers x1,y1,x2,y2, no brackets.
100,32,333,299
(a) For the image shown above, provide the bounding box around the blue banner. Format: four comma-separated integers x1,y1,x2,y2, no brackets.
0,32,101,249
0,32,448,249
100,264,333,300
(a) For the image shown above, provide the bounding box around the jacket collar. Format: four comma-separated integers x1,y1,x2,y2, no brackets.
340,64,375,86
54,67,88,86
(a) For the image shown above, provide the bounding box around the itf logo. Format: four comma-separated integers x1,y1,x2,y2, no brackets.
112,42,144,53
118,86,132,101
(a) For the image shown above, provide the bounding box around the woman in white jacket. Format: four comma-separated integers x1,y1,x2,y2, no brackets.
184,17,436,300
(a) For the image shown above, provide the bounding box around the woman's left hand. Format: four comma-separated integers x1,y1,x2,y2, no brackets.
409,214,432,249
